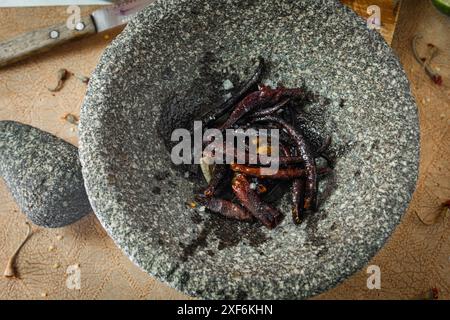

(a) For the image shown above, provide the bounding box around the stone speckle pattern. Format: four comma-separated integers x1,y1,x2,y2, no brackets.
79,0,420,299
0,121,91,228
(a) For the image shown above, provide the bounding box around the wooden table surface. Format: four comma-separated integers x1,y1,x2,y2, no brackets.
0,0,449,300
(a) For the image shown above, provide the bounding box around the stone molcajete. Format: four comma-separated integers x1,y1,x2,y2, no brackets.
0,121,91,228
78,0,420,299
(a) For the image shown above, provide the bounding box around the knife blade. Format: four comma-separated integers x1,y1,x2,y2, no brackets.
0,0,155,68
91,0,153,32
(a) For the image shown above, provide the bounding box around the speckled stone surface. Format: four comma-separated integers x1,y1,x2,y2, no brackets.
79,0,420,299
0,121,91,228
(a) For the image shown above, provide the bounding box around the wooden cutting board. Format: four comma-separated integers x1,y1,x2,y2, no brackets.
1,1,449,300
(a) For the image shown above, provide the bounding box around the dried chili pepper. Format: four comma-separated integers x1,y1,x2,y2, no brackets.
219,86,306,130
203,57,265,127
230,163,306,179
251,98,290,118
203,165,228,198
194,68,333,228
47,68,69,92
232,173,282,229
197,196,253,222
251,115,317,211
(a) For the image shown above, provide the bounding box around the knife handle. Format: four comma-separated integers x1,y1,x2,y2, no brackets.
0,16,96,69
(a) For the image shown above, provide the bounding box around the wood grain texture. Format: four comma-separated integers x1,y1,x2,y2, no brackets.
0,2,449,300
0,16,96,68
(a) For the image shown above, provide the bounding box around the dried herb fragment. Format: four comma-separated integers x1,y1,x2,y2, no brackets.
47,69,90,92
3,222,33,278
412,35,443,86
62,113,79,125
47,68,69,92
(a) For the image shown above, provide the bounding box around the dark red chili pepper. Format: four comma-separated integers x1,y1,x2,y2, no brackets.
219,153,330,169
276,144,303,164
231,163,306,179
251,116,317,211
260,142,291,205
197,196,253,221
214,141,305,166
281,137,304,225
203,165,228,198
219,86,306,130
231,173,282,229
250,98,290,118
202,57,265,127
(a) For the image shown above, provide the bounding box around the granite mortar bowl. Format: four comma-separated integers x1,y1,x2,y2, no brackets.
79,0,420,299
